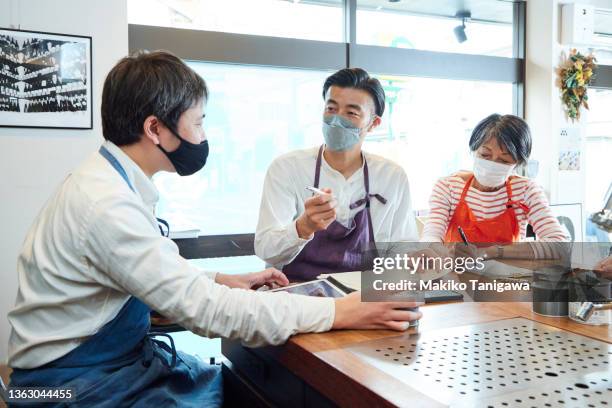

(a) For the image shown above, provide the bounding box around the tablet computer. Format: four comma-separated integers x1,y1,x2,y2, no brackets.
270,279,348,298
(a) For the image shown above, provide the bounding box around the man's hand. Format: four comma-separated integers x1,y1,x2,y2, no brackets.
333,292,423,331
296,188,337,239
215,268,289,290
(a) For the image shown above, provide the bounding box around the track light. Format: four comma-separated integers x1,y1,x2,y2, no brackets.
454,11,471,43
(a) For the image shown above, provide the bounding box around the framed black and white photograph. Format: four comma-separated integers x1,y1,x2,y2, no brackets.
0,28,92,129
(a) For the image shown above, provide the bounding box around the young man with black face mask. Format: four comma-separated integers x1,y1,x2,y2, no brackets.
6,52,422,406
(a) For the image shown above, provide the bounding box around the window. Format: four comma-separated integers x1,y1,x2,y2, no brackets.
155,66,514,232
133,0,525,236
154,62,330,235
592,9,612,65
590,41,612,65
585,88,612,215
356,0,514,57
128,0,344,42
363,76,513,210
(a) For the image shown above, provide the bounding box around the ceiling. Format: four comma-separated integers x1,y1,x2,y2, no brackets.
305,0,612,34
354,0,515,24
164,0,611,35
299,0,517,24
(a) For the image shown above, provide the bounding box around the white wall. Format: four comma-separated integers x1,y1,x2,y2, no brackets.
525,0,560,198
525,0,612,209
0,0,128,364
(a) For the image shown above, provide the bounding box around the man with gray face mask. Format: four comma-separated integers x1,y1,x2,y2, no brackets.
255,68,418,281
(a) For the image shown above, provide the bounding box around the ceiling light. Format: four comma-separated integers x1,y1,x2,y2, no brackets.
454,11,471,43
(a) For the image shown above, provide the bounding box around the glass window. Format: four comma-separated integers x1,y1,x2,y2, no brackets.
128,0,343,42
589,43,612,65
585,88,612,214
154,63,330,235
590,9,612,64
356,0,514,57
154,66,514,235
363,76,514,210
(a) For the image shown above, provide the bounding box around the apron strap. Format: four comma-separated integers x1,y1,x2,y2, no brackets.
349,194,387,210
100,145,171,236
99,145,135,193
314,145,324,188
459,175,474,202
316,145,387,209
505,176,530,213
98,147,183,371
349,159,388,209
363,157,370,195
461,174,528,213
157,217,170,237
505,175,514,202
143,332,185,369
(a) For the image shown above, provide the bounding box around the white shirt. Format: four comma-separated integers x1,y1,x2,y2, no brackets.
255,146,418,269
8,141,334,369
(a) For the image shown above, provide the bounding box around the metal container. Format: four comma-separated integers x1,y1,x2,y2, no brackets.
531,265,569,317
567,269,612,325
568,301,612,325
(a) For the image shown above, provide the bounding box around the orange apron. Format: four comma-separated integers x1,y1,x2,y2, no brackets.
444,175,529,244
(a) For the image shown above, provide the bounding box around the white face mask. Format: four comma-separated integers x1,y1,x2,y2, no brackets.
473,156,515,188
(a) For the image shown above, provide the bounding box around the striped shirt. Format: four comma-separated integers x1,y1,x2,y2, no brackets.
421,174,569,258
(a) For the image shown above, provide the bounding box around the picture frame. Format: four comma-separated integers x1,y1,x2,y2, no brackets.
0,27,92,129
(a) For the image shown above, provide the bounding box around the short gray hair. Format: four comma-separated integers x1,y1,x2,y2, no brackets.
469,114,532,165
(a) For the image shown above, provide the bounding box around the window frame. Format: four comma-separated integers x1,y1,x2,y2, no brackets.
592,65,612,89
128,1,526,86
584,74,612,218
129,0,528,257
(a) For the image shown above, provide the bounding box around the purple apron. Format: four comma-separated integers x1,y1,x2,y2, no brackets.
282,145,387,281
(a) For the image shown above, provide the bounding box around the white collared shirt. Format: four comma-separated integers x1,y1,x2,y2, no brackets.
255,146,418,269
8,141,334,369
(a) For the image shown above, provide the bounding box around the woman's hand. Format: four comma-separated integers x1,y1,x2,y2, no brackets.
333,292,423,331
453,242,485,260
406,244,454,272
595,256,612,275
425,243,455,259
215,268,290,290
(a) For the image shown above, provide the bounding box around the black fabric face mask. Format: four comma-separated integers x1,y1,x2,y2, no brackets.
157,126,209,176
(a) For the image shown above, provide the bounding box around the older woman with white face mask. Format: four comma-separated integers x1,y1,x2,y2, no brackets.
422,114,569,260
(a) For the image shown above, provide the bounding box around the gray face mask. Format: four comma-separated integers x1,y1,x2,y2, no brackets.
322,114,371,152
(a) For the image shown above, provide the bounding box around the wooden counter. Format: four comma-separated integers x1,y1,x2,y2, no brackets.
222,302,612,407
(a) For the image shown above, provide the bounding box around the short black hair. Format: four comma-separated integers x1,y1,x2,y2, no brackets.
469,114,532,165
101,50,208,146
322,68,385,117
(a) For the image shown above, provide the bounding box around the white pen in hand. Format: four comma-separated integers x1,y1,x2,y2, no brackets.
305,186,334,198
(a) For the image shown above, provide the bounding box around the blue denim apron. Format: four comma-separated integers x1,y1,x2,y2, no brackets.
9,146,223,407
